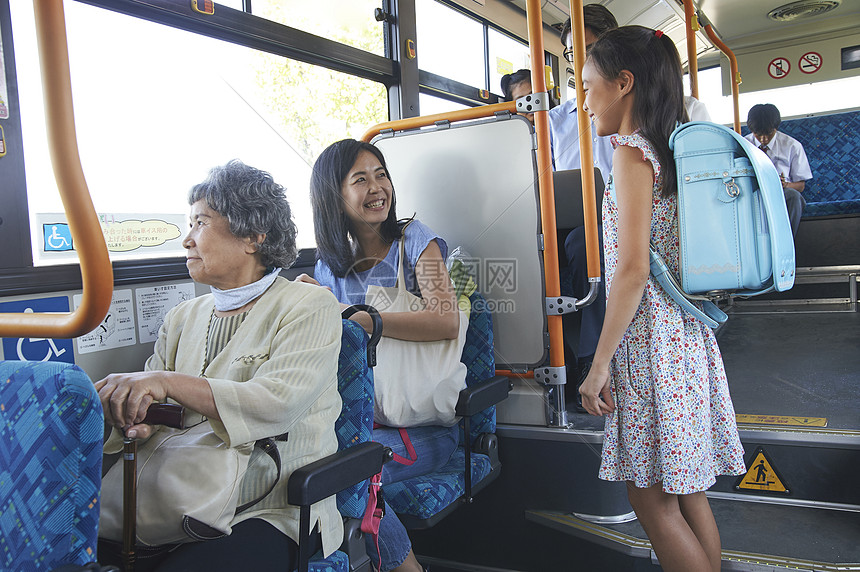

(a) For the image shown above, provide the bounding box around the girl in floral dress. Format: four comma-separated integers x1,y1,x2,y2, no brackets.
577,26,746,572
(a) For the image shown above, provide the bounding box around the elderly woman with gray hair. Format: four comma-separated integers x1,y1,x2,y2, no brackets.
95,160,343,571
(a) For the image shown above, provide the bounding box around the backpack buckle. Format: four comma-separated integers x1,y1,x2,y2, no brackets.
725,179,740,198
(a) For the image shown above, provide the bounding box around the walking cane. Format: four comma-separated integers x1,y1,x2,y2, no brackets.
122,403,186,572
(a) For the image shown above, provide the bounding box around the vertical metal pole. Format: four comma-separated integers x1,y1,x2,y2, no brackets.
568,0,600,283
684,0,699,100
526,0,567,427
298,505,311,572
463,416,473,501
122,438,137,572
702,21,742,134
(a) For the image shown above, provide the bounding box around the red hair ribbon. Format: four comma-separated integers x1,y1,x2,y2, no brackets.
655,29,664,38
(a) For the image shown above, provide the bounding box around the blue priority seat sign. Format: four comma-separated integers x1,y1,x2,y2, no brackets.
0,296,75,364
43,223,74,251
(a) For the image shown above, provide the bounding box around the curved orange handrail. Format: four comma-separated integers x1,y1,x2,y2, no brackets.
361,102,517,143
702,20,742,134
684,0,699,100
0,0,113,339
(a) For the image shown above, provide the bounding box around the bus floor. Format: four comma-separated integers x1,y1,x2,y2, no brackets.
409,308,860,571
522,308,860,571
717,308,860,431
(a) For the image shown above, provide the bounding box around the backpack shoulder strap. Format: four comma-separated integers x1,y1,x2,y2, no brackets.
649,246,727,329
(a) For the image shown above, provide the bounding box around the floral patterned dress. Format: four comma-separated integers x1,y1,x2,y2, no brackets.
598,133,746,494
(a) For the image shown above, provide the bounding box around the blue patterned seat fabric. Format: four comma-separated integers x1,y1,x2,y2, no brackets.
301,319,375,571
384,291,496,522
743,110,860,217
334,320,375,517
0,361,103,571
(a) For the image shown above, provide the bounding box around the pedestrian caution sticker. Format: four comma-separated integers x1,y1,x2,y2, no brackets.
735,414,827,427
735,447,790,495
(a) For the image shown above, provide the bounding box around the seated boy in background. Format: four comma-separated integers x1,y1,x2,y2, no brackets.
746,103,813,236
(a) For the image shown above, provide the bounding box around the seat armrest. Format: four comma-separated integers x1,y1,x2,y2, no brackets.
288,441,386,507
455,375,511,417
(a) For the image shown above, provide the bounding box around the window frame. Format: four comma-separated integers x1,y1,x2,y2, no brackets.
0,0,396,295
416,0,560,109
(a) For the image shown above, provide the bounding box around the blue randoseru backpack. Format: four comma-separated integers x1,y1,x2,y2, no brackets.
648,121,796,328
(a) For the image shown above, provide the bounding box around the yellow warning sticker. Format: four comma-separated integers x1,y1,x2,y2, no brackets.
735,447,790,494
736,414,827,427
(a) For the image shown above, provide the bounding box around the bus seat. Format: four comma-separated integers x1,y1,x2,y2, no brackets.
290,317,387,572
383,291,510,529
744,109,860,217
553,168,606,329
0,361,103,570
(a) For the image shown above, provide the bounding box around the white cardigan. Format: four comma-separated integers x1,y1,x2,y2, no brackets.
105,277,344,556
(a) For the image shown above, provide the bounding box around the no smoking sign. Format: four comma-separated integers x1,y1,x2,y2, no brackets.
799,52,822,74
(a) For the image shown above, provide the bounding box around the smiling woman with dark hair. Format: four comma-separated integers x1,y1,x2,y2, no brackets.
299,139,463,572
95,160,344,572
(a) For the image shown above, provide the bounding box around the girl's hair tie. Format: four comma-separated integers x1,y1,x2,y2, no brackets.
655,29,664,38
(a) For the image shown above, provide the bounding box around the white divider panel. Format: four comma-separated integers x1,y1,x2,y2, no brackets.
374,115,547,369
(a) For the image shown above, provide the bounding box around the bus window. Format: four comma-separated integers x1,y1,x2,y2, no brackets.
416,0,485,89
418,93,471,115
251,0,384,57
689,66,860,124
488,28,531,98
10,1,386,266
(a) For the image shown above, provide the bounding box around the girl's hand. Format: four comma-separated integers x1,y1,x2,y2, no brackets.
578,364,616,416
95,372,169,438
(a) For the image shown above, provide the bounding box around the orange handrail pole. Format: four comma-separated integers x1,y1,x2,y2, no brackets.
0,0,113,339
703,21,742,134
684,0,699,100
526,0,564,369
361,102,517,143
569,0,600,282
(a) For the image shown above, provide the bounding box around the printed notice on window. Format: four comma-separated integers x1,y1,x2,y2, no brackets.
0,23,10,119
35,213,187,264
136,282,197,343
74,289,137,353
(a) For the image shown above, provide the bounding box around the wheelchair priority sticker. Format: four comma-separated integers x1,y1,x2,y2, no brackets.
43,223,74,251
0,296,75,364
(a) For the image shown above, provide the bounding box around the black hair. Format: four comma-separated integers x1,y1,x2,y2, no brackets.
586,25,687,197
310,139,405,277
747,103,782,134
561,4,619,47
188,159,297,268
500,69,532,101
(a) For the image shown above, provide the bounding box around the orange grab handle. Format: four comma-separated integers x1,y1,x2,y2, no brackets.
684,0,699,100
0,0,113,339
703,23,742,134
